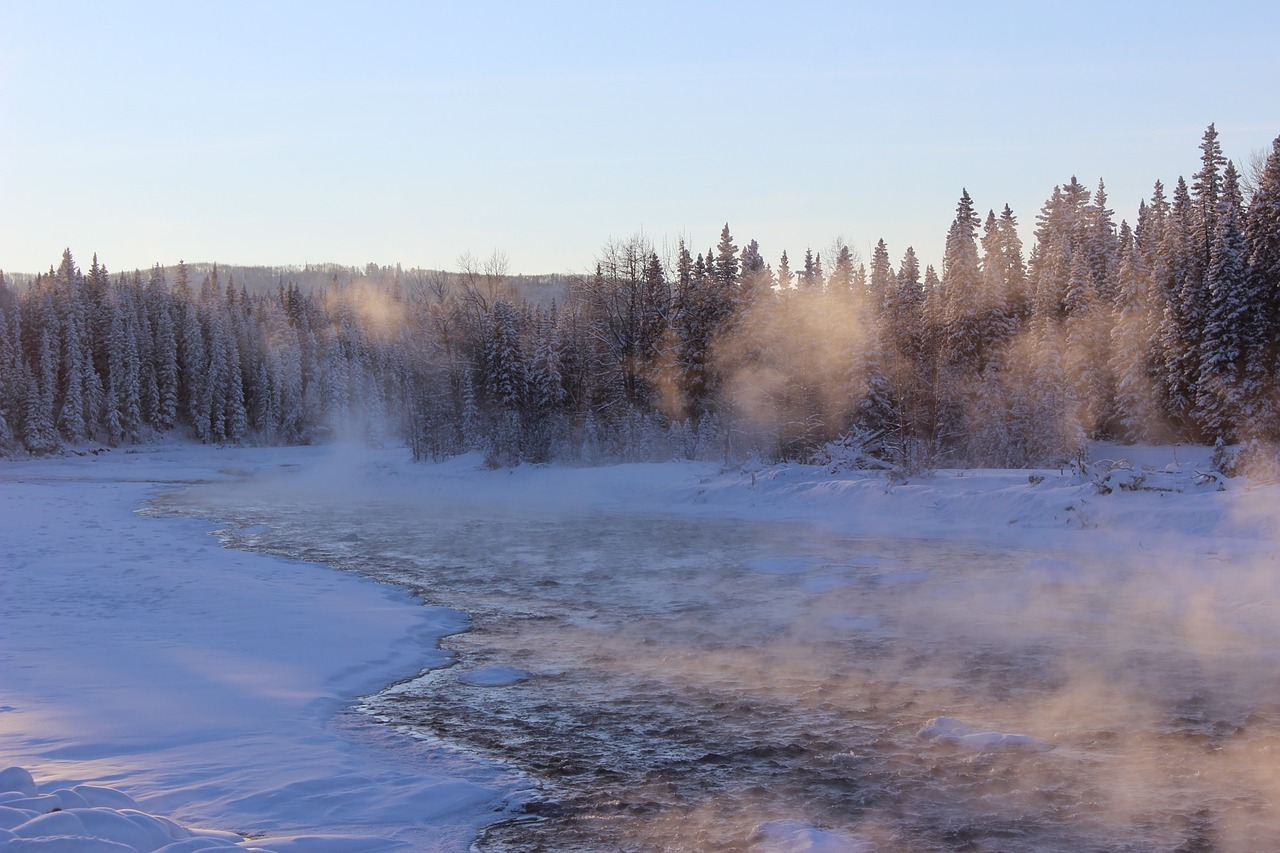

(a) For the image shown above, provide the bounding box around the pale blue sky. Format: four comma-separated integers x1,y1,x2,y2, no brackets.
2,1,1278,277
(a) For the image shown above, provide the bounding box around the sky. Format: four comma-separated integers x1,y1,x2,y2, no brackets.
2,0,1278,278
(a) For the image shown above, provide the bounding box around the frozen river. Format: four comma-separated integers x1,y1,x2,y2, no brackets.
156,471,1280,852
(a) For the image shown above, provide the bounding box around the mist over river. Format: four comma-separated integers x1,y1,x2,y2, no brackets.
154,462,1280,852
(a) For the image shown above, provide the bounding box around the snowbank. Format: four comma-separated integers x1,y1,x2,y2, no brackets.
0,764,281,852
0,444,524,852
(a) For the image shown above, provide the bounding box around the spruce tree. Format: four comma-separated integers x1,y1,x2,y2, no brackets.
1244,136,1280,436
776,250,794,291
940,189,984,372
869,239,894,313
1192,123,1228,272
1158,178,1201,434
1109,222,1160,441
1196,161,1250,439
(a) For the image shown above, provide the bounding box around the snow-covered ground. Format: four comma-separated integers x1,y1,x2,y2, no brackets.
3,440,1279,851
0,444,528,852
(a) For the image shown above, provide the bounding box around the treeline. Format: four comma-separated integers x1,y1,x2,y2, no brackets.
1,125,1278,468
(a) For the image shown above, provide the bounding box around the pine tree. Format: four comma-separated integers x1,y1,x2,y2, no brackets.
940,189,985,372
1109,222,1161,441
829,243,855,294
674,240,693,307
484,299,526,411
800,248,819,290
1158,178,1201,434
460,369,480,450
1084,180,1120,304
738,239,771,308
0,377,11,450
1196,161,1250,439
176,262,210,440
776,250,794,291
25,326,60,453
224,326,248,443
868,239,893,314
149,269,179,431
714,224,739,295
58,308,88,442
1244,136,1280,436
1192,123,1228,272
997,205,1029,324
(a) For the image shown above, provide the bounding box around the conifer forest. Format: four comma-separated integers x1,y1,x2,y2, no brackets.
3,125,1280,469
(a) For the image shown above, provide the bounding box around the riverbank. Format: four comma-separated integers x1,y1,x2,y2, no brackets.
0,444,526,851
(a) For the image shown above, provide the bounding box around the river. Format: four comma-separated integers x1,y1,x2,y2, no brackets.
153,471,1280,852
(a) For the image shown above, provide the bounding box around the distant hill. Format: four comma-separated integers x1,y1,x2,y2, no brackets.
4,261,573,308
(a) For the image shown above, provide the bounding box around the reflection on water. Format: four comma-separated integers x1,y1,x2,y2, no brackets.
154,478,1280,852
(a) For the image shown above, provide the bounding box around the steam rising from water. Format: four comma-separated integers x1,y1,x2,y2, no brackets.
156,458,1280,852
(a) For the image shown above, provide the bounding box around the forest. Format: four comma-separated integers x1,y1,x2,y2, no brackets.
2,125,1279,470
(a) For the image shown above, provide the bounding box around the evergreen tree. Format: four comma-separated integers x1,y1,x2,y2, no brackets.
1158,178,1202,433
25,326,60,453
483,299,526,411
1244,136,1280,436
776,250,794,291
149,268,179,431
868,239,894,314
1192,123,1228,272
828,243,855,294
940,189,985,372
1109,222,1161,441
800,248,820,290
1196,161,1250,439
714,224,739,295
1084,180,1120,304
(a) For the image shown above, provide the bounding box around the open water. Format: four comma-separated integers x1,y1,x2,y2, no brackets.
154,475,1280,852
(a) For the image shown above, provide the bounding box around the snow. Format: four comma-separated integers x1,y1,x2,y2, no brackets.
0,444,524,852
4,438,1280,850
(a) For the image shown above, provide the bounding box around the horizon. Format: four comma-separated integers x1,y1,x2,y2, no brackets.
3,2,1279,278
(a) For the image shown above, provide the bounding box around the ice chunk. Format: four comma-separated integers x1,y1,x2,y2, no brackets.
918,716,1052,752
748,819,873,852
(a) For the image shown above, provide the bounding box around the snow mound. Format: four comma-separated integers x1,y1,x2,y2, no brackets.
0,766,279,852
747,819,872,852
917,717,1052,752
0,769,37,799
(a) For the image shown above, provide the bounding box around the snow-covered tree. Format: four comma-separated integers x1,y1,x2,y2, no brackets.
1196,161,1250,439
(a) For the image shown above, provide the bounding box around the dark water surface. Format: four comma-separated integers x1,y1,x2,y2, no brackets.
153,476,1280,852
